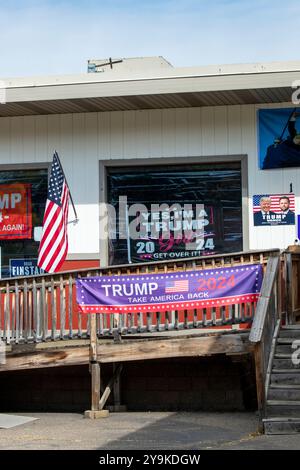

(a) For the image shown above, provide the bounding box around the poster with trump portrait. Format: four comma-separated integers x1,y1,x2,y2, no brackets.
253,193,295,226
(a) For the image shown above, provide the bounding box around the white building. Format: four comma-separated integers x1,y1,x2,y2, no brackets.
0,56,299,276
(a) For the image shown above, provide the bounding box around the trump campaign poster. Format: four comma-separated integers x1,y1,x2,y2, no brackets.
128,205,216,263
0,183,32,239
253,193,295,226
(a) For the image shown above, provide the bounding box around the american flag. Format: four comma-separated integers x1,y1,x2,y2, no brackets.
253,194,295,212
37,153,70,273
165,279,189,293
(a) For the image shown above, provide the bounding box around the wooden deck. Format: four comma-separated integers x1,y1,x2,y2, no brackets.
0,249,277,374
2,327,251,372
0,247,291,423
0,248,277,345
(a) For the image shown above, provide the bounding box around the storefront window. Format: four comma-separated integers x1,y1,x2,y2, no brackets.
107,163,243,265
0,168,48,278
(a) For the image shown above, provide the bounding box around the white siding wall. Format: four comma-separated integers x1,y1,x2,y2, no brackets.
0,103,298,257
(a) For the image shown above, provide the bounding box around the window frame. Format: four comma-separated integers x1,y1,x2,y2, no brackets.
99,155,249,268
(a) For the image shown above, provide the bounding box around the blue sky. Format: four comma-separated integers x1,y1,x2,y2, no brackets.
0,0,300,77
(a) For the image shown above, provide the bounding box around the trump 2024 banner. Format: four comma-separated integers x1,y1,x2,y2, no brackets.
76,264,263,314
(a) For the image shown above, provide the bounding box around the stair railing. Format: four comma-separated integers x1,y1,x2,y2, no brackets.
284,247,300,325
249,253,282,422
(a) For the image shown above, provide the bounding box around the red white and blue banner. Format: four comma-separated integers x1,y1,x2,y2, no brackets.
76,264,263,314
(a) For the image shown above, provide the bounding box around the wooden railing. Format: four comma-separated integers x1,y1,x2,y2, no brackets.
0,249,279,344
284,246,300,325
249,252,282,422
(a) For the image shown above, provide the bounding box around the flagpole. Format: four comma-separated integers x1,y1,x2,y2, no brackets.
54,150,79,222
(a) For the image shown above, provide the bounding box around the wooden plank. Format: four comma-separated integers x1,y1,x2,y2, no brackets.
28,285,32,341
221,305,226,324
91,362,100,411
98,313,104,336
146,312,152,332
5,283,10,344
60,275,65,339
19,284,24,340
127,312,133,333
137,312,142,332
184,309,188,329
265,318,281,397
292,257,299,321
78,295,83,338
32,278,38,342
41,278,47,341
193,308,198,328
156,311,161,331
271,373,300,385
90,314,97,362
68,275,73,338
97,334,248,363
0,249,276,283
113,363,122,408
203,308,207,327
11,338,89,352
15,281,20,344
241,303,245,323
2,345,89,371
51,278,57,340
174,310,179,330
96,311,102,337
286,252,294,324
117,328,249,339
254,342,266,425
0,289,3,341
165,310,170,330
227,305,233,324
11,286,15,342
212,307,216,326
264,418,300,435
249,254,280,343
87,314,91,338
37,287,43,339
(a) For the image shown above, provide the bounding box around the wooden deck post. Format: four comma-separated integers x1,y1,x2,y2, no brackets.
84,313,109,419
113,362,121,408
91,362,100,411
113,362,126,411
253,342,265,433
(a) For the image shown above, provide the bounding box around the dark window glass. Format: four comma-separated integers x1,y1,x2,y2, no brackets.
107,163,243,265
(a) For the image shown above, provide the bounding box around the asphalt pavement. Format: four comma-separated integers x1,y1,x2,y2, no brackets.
0,411,299,450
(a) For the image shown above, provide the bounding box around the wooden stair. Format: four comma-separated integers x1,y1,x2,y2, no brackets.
263,325,300,434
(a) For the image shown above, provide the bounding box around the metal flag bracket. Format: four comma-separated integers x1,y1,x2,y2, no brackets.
68,218,79,225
